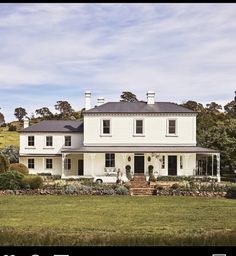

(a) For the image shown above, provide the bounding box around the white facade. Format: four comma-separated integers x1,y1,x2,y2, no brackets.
19,91,220,181
84,114,196,146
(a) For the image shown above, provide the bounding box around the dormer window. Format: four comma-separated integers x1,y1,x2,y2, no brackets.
101,119,111,136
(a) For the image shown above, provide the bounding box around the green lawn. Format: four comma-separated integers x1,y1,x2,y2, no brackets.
0,195,236,246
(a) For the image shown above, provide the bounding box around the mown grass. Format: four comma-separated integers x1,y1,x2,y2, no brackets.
0,127,19,148
0,195,235,246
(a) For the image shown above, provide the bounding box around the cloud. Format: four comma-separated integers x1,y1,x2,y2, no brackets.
0,3,236,121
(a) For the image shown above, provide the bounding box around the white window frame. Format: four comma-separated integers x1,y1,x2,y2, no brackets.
64,135,72,147
28,136,35,147
166,118,178,137
28,158,35,169
133,118,145,137
64,158,71,170
45,136,53,147
105,153,115,167
46,158,53,169
100,118,112,137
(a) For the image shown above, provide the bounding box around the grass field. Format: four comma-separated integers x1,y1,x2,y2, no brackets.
0,127,19,148
0,195,236,246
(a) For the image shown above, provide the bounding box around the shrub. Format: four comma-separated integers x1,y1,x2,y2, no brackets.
8,125,17,131
52,175,61,180
0,170,24,190
0,146,19,163
38,173,52,176
115,185,129,195
171,183,180,189
0,154,10,173
21,175,43,189
10,163,29,175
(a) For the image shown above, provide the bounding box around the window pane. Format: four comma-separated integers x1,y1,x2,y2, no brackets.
169,120,176,134
105,153,115,167
103,120,110,134
46,136,53,146
136,120,143,134
28,159,34,169
65,136,71,146
28,136,34,146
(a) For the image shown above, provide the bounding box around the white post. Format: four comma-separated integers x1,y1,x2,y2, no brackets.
90,153,96,177
216,153,221,182
62,153,65,178
42,157,45,172
184,154,189,176
121,153,127,182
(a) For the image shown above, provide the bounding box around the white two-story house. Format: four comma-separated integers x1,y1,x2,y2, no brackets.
19,91,221,181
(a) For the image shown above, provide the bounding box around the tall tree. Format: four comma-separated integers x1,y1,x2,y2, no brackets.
205,102,222,114
35,107,53,119
0,112,4,124
14,107,27,121
120,92,138,102
54,101,74,119
180,100,205,113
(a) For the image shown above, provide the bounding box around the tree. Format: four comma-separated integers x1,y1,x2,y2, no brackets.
0,154,10,173
35,107,53,119
180,100,205,113
120,92,138,102
0,146,19,164
14,107,27,121
54,101,74,119
205,102,222,114
0,112,4,125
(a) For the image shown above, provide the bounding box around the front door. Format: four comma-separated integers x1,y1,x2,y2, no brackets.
168,156,177,175
78,160,84,176
134,155,144,174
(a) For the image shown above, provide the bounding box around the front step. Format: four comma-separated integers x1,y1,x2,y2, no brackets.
130,188,156,196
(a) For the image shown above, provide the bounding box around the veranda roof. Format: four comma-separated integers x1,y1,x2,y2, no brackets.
61,146,219,154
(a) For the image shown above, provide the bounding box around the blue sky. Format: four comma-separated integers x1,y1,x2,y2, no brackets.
0,3,236,122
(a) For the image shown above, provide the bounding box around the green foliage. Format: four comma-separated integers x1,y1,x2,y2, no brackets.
35,107,53,120
0,154,10,173
54,101,74,119
8,125,17,131
21,175,43,189
115,185,129,195
0,170,24,190
14,107,27,121
0,112,5,124
156,176,217,182
0,146,19,163
10,163,29,175
120,91,139,102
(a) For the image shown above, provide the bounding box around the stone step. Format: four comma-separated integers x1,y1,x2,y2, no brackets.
130,188,155,196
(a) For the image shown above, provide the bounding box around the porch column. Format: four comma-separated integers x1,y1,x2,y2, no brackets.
121,153,127,180
61,153,65,178
89,153,96,177
183,154,189,176
42,157,45,172
216,153,221,182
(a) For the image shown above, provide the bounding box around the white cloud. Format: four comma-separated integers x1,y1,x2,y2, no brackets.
0,3,236,121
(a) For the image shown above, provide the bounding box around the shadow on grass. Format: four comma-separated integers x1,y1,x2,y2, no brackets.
0,228,236,246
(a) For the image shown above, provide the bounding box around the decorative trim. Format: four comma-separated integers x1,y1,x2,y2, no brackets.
84,113,197,117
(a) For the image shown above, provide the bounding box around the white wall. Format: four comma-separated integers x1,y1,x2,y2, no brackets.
20,157,62,175
20,132,83,154
84,114,196,146
83,153,196,177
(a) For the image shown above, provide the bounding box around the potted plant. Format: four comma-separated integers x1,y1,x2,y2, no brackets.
148,165,156,183
125,165,132,180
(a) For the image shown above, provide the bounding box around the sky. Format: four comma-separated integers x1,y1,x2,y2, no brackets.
0,3,236,122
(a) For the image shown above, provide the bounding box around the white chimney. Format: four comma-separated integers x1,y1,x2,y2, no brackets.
97,97,105,106
146,91,155,104
85,91,91,110
23,118,29,128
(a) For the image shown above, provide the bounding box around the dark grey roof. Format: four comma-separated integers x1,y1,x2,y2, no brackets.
85,102,196,114
21,120,83,133
62,146,219,153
